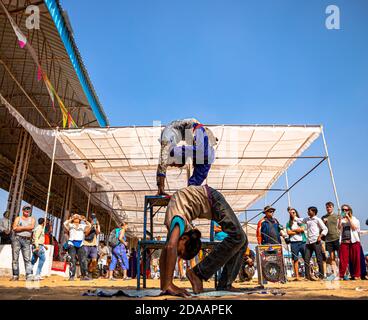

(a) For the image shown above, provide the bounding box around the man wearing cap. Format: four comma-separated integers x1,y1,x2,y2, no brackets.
0,210,12,244
10,205,35,281
256,206,283,245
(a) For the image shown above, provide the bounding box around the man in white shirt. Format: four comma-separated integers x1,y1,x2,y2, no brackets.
295,206,328,280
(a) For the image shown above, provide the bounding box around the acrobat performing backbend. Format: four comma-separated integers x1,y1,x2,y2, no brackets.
159,185,248,297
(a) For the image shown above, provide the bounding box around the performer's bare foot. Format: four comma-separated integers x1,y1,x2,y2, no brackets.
187,269,203,294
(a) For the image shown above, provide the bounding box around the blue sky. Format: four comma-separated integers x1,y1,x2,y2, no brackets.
1,1,367,244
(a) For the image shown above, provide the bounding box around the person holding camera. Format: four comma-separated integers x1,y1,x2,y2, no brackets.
84,213,101,278
338,204,361,280
63,214,92,281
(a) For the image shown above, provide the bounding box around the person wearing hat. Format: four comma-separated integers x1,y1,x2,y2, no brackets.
256,206,283,245
0,210,12,244
10,205,35,281
63,213,92,281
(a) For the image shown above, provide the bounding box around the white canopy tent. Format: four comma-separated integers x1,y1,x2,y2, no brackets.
2,94,339,242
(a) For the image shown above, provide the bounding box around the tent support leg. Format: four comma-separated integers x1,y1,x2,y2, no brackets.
285,170,291,207
86,172,93,219
59,176,73,243
7,129,32,224
44,128,58,229
321,127,341,212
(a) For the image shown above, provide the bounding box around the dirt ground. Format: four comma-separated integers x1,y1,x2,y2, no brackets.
0,276,367,300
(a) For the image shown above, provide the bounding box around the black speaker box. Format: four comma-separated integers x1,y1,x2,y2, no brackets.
256,244,286,284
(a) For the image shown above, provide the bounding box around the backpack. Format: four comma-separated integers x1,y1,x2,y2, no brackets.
108,228,120,247
84,225,96,242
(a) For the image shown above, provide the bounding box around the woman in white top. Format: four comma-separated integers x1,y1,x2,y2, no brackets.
338,204,361,280
63,214,92,281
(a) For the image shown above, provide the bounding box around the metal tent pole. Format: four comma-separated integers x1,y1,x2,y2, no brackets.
86,172,93,219
285,170,291,208
321,127,341,213
107,212,112,233
44,128,58,229
285,170,293,275
245,210,248,235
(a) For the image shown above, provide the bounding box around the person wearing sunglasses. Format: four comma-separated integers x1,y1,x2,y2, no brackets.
338,205,361,280
286,207,307,281
256,206,283,245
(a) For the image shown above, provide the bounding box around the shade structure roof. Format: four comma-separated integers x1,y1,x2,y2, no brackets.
4,101,323,240
1,1,112,233
0,0,108,128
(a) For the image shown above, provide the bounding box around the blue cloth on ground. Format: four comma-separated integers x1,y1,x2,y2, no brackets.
82,286,276,298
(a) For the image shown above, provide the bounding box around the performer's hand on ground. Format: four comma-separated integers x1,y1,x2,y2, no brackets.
162,283,191,297
187,269,204,294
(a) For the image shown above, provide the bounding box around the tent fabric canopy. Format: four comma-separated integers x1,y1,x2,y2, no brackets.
3,96,322,240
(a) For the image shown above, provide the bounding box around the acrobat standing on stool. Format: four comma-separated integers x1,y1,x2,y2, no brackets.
156,118,217,195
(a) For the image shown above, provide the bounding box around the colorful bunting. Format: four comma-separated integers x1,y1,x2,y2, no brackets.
0,1,27,48
0,1,77,129
37,65,42,82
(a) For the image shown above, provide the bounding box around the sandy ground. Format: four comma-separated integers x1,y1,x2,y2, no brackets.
0,276,367,300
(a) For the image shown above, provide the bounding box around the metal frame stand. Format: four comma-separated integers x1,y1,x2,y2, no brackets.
43,128,58,233
136,194,219,290
321,127,341,212
7,129,32,223
137,195,171,290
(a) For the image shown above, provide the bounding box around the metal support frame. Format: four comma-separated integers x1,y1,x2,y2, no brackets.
85,171,93,219
43,128,58,232
244,129,341,232
92,188,288,194
321,127,341,212
285,170,291,207
136,194,223,290
7,128,32,223
142,197,148,289
244,157,327,226
138,195,173,289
